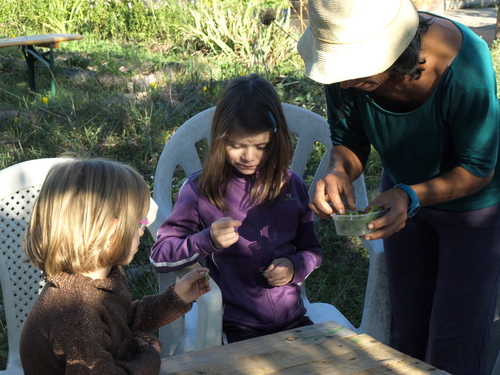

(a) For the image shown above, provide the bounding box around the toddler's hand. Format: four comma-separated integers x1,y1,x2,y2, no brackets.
262,258,294,287
210,216,242,249
174,267,212,304
134,337,161,354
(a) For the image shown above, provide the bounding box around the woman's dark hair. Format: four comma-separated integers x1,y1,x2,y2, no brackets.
389,14,434,80
196,74,293,211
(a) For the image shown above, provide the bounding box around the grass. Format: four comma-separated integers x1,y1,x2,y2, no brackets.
0,0,499,370
0,50,370,373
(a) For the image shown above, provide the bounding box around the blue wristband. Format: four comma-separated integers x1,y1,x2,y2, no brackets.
394,183,420,218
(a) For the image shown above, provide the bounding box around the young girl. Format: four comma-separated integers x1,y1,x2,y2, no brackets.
20,159,210,375
150,74,322,343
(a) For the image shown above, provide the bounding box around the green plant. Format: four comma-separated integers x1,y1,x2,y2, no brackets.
365,146,383,200
491,40,500,85
0,315,6,371
43,0,86,34
185,1,301,70
0,285,5,369
332,209,386,236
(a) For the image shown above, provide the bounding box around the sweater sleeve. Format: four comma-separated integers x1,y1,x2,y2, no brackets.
128,284,192,333
442,51,499,178
285,173,322,284
114,345,161,375
150,179,219,272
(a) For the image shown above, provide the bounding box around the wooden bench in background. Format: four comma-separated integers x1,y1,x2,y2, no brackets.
0,34,83,96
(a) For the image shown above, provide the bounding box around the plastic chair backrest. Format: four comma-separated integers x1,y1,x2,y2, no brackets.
150,104,369,228
150,108,213,234
150,107,221,357
0,158,74,374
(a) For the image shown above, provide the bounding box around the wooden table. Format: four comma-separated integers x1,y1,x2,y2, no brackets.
0,34,83,96
161,321,450,374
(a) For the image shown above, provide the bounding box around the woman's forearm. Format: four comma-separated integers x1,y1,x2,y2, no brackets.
329,144,369,181
411,165,494,207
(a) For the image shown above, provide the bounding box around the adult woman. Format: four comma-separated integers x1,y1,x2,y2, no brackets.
297,0,500,374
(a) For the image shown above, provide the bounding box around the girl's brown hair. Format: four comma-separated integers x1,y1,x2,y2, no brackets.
24,158,150,277
196,74,293,210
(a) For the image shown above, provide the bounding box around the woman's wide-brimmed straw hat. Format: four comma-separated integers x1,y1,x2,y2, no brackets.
297,0,419,84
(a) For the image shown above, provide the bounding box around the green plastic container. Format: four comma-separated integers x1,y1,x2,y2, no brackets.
331,210,386,236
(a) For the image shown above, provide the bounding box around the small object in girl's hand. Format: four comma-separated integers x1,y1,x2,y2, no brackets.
204,271,210,281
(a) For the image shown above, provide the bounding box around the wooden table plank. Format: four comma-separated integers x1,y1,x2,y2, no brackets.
164,334,377,375
356,358,449,374
162,321,356,374
268,336,448,375
0,34,83,48
161,322,450,375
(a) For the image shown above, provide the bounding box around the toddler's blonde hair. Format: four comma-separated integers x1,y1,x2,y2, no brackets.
24,158,150,277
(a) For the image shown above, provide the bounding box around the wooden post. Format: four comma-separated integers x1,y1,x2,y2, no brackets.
496,0,500,41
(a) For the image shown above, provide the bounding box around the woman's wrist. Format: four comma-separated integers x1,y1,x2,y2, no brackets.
393,183,420,218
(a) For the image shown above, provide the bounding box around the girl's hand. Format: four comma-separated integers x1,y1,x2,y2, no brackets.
134,337,161,354
210,216,242,249
262,258,294,287
174,267,212,304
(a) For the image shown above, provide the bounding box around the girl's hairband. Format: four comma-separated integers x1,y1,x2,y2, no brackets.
269,111,277,133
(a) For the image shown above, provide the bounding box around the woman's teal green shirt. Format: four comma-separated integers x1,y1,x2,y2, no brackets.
326,15,500,212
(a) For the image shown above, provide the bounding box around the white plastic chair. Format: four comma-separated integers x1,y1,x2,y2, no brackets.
0,158,73,374
0,157,163,374
149,103,392,357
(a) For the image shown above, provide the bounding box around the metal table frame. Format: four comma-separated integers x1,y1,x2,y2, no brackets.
0,34,83,96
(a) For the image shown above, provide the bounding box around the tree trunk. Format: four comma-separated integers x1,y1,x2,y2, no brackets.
496,0,500,41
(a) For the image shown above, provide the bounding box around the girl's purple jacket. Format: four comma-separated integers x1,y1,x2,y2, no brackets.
150,170,322,333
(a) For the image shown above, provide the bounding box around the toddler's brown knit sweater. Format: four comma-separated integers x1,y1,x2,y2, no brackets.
20,265,191,374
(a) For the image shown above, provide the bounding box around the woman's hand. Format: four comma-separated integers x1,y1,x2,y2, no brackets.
311,172,357,218
210,216,242,249
174,267,212,304
362,187,410,240
363,166,495,240
262,258,295,287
